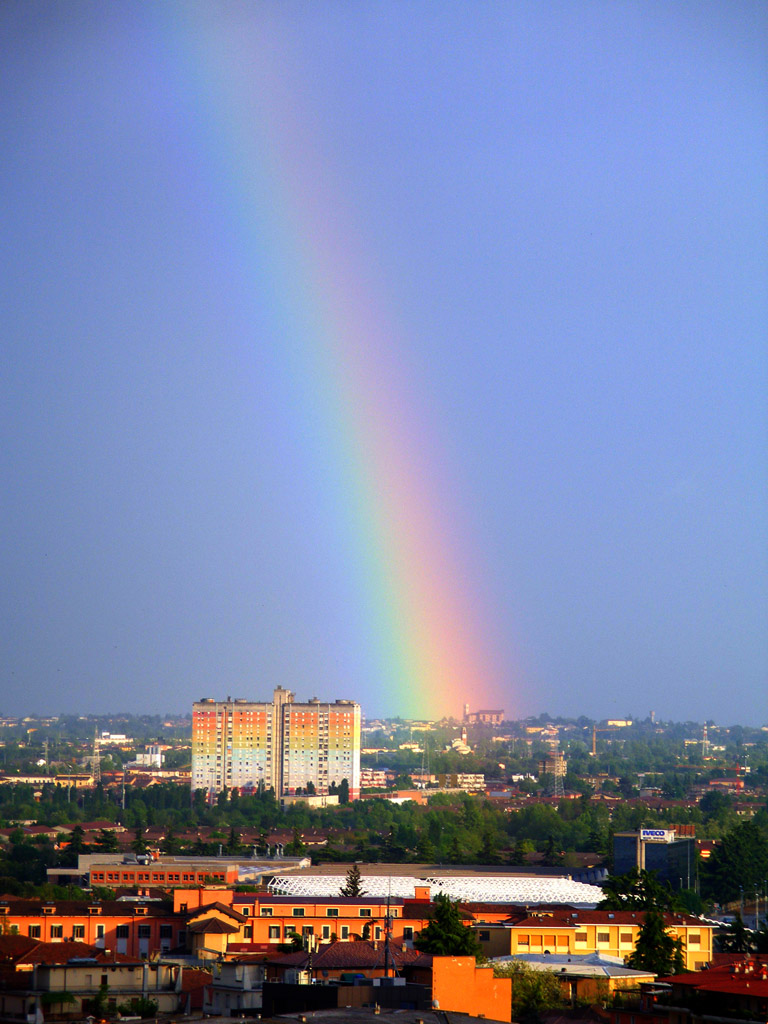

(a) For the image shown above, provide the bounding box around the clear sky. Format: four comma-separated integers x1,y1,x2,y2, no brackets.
1,1,766,724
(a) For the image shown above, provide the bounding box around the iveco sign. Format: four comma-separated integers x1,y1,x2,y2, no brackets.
640,828,675,843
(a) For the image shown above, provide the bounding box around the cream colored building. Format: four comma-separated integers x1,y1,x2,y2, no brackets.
474,909,713,971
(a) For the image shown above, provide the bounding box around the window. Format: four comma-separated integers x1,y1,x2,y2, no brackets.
28,925,41,938
96,925,105,939
359,908,371,917
159,925,173,938
302,926,314,937
49,924,63,938
688,933,700,946
261,907,273,917
116,926,129,938
597,931,610,944
326,908,339,917
244,926,253,939
268,926,280,940
620,932,633,945
517,934,529,947
73,926,85,939
322,925,331,940
574,932,587,944
292,908,305,917
239,907,250,916
403,927,414,941
375,927,382,940
341,926,349,939
479,930,490,942
138,925,151,939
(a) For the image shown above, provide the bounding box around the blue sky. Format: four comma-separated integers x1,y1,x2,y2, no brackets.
1,1,766,723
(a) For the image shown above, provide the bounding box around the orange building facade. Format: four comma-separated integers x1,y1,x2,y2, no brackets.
89,862,239,887
431,956,512,1022
172,889,432,950
0,899,185,959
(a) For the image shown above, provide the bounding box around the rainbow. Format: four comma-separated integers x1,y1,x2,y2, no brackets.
167,11,514,720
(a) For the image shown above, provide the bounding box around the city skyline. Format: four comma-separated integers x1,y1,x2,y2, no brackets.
2,3,766,724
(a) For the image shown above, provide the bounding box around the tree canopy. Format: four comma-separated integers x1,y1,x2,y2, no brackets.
599,869,681,912
414,892,481,957
339,863,366,897
628,908,685,976
701,820,768,903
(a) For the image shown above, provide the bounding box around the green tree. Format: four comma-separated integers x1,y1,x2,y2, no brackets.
599,869,681,912
628,908,685,976
338,778,350,804
159,826,180,855
94,828,119,853
718,913,753,954
339,863,366,897
414,893,481,957
68,825,88,855
284,827,306,856
702,820,768,903
131,827,149,855
493,962,564,1018
116,996,158,1019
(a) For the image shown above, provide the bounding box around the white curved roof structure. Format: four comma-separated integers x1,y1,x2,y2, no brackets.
267,874,602,907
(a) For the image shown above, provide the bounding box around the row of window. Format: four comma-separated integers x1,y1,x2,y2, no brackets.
92,871,226,883
507,931,633,947
257,906,396,918
27,923,181,940
259,923,407,941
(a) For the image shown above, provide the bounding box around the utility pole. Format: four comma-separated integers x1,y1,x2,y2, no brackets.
384,885,392,979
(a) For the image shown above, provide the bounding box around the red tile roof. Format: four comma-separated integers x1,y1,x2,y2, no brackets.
0,936,136,966
269,939,428,971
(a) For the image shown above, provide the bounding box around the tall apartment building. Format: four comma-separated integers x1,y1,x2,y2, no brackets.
191,687,361,801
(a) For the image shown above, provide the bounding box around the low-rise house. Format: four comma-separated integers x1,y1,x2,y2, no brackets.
0,897,186,958
265,939,424,983
474,908,713,970
0,937,207,1020
185,903,247,960
493,951,654,1004
204,956,265,1015
614,959,768,1023
264,946,512,1022
173,888,434,951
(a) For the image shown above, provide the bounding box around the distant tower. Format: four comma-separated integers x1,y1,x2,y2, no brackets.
463,703,470,721
541,734,566,798
92,729,101,785
552,750,565,799
702,725,709,760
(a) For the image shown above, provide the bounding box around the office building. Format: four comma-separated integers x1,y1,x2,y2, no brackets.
191,688,361,801
613,829,697,890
